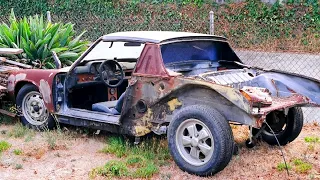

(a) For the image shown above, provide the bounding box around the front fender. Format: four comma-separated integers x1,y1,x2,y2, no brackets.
8,69,59,112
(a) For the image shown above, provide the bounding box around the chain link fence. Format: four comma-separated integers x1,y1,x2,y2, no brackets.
0,6,319,123
237,50,320,123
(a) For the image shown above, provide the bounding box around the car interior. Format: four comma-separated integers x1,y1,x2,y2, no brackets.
60,40,242,116
59,41,144,116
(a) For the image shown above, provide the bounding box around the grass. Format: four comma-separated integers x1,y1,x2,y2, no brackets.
44,131,58,150
304,136,320,143
292,158,313,174
8,123,35,140
90,160,129,177
0,140,11,153
91,136,170,178
13,149,22,155
276,162,292,171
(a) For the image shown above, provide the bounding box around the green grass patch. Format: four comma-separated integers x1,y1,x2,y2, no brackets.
100,136,126,158
0,140,11,152
277,162,292,171
13,149,22,155
126,155,146,166
93,136,170,178
304,136,320,143
296,162,312,174
292,158,313,174
90,160,128,178
132,162,159,178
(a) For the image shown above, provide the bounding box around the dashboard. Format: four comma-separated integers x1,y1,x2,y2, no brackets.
73,59,136,83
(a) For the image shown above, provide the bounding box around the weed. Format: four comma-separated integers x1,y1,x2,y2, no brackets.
307,144,315,151
292,158,313,174
90,160,128,178
100,136,126,158
44,131,57,150
293,158,304,166
132,162,159,178
304,136,320,143
0,140,11,152
94,136,170,178
126,155,146,166
9,123,34,139
277,162,292,171
14,164,23,170
13,149,22,155
296,162,312,174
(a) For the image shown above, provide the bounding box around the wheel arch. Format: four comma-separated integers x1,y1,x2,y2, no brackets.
146,84,256,135
14,80,38,98
166,84,255,125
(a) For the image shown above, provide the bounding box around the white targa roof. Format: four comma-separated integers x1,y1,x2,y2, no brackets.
102,31,226,43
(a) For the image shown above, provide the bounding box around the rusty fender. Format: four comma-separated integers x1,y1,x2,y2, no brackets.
119,76,255,136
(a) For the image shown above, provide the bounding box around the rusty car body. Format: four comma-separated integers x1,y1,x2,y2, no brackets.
4,31,320,176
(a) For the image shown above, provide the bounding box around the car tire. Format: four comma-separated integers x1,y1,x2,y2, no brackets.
16,84,55,130
167,105,234,176
253,107,303,146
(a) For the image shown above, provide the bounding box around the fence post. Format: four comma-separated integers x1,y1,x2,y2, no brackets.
47,11,51,23
209,11,214,35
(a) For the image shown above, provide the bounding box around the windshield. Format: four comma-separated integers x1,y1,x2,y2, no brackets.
83,41,145,61
161,40,240,65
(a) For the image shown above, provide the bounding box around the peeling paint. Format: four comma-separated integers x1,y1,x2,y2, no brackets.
39,79,51,103
7,74,15,91
167,98,182,111
15,73,26,81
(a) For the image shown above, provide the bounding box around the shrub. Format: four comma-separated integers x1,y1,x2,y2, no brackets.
0,9,88,69
277,162,292,171
13,149,22,155
0,140,11,152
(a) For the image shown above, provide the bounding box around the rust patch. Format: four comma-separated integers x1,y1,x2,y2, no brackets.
167,98,182,111
141,108,153,123
39,79,51,103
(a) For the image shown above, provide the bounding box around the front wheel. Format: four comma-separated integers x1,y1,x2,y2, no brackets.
167,105,234,176
16,84,55,130
253,107,303,145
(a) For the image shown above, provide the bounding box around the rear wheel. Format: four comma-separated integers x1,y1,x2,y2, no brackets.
16,84,55,130
253,107,303,145
167,105,234,176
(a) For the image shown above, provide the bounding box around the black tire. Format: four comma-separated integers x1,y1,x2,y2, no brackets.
16,84,55,130
253,107,303,146
167,105,234,176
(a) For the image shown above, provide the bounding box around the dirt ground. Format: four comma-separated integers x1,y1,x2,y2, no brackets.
0,123,320,180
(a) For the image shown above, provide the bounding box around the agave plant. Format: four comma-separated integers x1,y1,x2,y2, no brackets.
0,9,89,69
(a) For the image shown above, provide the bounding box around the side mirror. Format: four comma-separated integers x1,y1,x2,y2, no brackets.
52,51,61,69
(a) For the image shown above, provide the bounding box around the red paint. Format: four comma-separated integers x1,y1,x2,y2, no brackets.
8,69,64,112
133,43,169,77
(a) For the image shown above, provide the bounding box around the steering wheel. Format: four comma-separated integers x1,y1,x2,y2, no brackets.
98,60,124,88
